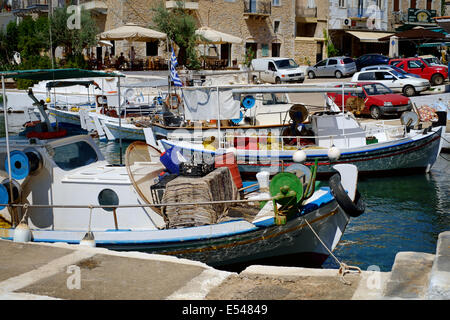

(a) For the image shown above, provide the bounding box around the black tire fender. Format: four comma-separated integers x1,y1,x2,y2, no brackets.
329,173,365,218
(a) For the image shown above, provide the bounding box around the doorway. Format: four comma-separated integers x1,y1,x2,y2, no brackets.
221,43,231,67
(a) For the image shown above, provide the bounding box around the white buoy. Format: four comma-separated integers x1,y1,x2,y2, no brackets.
292,150,307,163
256,171,270,193
79,231,96,247
13,222,31,243
328,146,341,161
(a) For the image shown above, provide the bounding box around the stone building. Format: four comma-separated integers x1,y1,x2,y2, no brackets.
294,0,328,66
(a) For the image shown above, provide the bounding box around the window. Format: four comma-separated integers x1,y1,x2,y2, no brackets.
393,0,399,11
146,41,158,56
363,83,392,95
343,58,354,64
262,44,269,57
272,43,281,57
358,72,375,80
98,189,119,212
375,71,394,80
52,141,98,171
408,60,424,68
316,60,327,67
410,0,416,9
296,22,316,37
339,0,346,8
274,20,280,34
268,61,277,71
272,0,280,6
426,0,432,10
275,59,298,69
328,59,337,65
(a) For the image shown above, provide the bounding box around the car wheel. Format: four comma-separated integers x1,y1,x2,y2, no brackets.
370,106,381,119
402,85,416,97
308,71,315,79
275,77,281,84
335,71,343,79
431,74,444,86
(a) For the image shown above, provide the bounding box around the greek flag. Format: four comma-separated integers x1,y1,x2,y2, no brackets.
170,48,183,87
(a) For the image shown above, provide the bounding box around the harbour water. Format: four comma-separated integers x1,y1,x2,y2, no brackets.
1,112,449,272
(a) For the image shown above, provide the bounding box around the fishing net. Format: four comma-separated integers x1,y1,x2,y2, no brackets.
125,141,165,216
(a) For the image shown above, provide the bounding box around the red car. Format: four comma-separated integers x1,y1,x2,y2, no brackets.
327,82,412,119
389,57,448,86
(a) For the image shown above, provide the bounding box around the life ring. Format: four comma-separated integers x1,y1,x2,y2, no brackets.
96,95,107,106
165,93,181,110
329,173,365,218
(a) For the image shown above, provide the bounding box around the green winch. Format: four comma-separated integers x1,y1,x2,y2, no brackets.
269,159,318,225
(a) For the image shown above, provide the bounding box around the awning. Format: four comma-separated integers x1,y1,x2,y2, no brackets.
0,69,124,81
418,42,450,48
346,31,394,43
45,80,100,89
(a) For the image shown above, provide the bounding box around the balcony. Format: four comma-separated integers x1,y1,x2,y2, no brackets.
244,0,271,19
296,5,317,18
12,0,49,16
347,7,386,20
165,0,198,11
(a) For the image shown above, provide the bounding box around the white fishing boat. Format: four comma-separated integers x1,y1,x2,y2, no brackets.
157,86,447,177
0,69,366,268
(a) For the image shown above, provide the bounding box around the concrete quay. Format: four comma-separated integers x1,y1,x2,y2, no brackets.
0,231,448,301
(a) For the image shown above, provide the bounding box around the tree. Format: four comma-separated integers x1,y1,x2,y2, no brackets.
50,6,98,65
151,1,201,69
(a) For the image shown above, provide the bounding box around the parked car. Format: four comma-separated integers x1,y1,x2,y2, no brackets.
306,56,356,79
251,58,305,84
419,55,446,67
327,82,412,119
354,54,389,70
351,69,430,96
361,64,422,78
389,57,448,86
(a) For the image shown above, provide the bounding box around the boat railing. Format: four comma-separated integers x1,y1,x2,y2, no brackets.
169,124,407,150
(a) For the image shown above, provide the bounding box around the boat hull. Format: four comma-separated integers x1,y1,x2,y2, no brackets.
161,127,443,177
0,201,349,268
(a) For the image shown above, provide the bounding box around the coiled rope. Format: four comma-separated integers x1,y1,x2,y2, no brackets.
304,218,361,285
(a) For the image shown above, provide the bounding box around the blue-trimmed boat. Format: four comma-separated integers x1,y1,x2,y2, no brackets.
158,111,446,177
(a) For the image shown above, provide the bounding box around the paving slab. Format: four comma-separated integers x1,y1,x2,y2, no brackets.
427,231,450,299
206,265,362,300
17,253,207,300
0,240,75,282
383,252,435,299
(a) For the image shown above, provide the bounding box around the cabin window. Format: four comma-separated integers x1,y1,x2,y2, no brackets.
98,189,119,212
52,141,98,171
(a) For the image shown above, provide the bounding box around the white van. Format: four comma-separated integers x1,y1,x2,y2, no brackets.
251,58,305,84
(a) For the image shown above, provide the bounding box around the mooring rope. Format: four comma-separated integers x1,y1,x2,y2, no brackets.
304,218,361,285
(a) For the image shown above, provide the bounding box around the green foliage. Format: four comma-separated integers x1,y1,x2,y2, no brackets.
244,46,255,67
62,53,89,69
151,1,201,69
16,55,52,89
50,6,98,57
323,29,339,57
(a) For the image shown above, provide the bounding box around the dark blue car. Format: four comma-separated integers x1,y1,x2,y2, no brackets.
355,54,389,70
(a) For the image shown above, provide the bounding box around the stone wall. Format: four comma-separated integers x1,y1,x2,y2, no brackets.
99,0,297,65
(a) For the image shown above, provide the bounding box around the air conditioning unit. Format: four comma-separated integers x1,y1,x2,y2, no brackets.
343,17,352,27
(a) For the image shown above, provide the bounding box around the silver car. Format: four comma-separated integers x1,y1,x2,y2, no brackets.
306,56,357,79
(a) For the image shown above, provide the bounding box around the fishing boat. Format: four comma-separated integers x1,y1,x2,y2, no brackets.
0,69,366,268
157,86,447,177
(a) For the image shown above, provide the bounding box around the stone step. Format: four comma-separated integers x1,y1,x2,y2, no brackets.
427,231,450,299
382,251,435,299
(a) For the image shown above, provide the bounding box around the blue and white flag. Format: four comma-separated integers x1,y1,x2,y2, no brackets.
170,47,183,87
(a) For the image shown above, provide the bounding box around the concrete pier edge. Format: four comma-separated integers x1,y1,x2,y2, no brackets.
0,231,448,300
